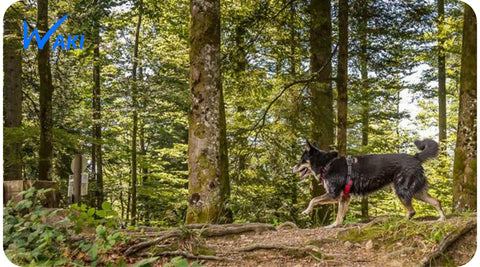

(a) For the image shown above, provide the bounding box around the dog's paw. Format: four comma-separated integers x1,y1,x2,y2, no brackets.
301,209,311,216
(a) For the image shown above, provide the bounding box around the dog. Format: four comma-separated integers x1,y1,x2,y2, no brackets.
293,139,446,228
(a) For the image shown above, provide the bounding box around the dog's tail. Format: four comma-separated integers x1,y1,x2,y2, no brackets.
414,139,439,162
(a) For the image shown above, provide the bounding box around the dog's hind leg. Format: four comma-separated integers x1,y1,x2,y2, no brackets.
325,197,351,228
302,193,337,215
414,190,446,220
400,198,416,219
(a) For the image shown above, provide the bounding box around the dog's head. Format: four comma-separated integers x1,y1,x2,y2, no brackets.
293,141,338,179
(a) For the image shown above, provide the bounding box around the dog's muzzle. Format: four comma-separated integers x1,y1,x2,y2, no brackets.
293,165,311,179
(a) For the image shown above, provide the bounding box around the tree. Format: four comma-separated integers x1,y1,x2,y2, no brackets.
37,0,54,181
130,0,143,225
310,0,334,225
186,0,230,224
452,4,476,213
92,0,104,209
437,0,447,145
3,4,23,180
337,0,348,156
358,0,369,219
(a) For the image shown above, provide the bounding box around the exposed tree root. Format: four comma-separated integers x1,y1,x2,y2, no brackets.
124,230,182,256
139,250,233,261
237,243,327,260
124,223,276,256
416,220,476,267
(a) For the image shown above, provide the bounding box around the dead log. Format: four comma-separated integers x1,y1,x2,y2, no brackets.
416,220,476,267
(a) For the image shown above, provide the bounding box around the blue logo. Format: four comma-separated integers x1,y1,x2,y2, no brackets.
23,15,84,50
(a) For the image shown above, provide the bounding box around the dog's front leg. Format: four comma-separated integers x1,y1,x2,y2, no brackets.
325,197,351,228
301,193,337,215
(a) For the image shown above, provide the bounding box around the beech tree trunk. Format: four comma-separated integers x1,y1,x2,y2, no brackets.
452,4,476,212
337,0,348,157
309,0,333,225
37,0,54,181
131,1,143,225
187,0,230,224
437,0,447,145
3,5,23,180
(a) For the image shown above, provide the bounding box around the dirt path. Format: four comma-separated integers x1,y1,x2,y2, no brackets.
124,216,476,267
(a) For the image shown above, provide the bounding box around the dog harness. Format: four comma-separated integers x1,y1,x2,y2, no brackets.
343,156,355,199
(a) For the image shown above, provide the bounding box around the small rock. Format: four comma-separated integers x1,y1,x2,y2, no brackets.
344,241,354,248
365,239,373,250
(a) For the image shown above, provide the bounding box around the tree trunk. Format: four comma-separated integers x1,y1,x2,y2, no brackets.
92,0,104,209
187,0,230,224
359,0,369,219
37,0,54,181
437,0,447,145
452,4,476,213
309,0,333,225
131,1,143,225
3,5,23,180
337,0,348,157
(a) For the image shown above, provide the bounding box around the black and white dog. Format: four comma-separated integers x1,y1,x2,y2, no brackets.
293,139,445,228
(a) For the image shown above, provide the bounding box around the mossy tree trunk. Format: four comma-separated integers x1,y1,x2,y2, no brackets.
336,0,348,157
452,4,476,213
309,0,333,225
37,0,54,181
3,4,23,180
187,0,230,224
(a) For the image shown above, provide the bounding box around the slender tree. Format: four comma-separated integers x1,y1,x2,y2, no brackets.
452,4,476,212
310,0,333,225
186,0,230,224
359,0,369,219
3,5,23,180
92,0,104,209
437,0,447,145
131,0,143,225
337,0,348,156
37,0,54,181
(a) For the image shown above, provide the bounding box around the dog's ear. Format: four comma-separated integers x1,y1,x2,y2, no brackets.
305,140,314,151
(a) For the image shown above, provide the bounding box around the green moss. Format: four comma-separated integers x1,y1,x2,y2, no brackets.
337,217,457,247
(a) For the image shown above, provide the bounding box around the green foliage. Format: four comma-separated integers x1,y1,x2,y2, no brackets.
3,187,67,265
3,188,126,266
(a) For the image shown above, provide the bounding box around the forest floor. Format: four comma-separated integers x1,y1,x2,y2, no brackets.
119,215,476,267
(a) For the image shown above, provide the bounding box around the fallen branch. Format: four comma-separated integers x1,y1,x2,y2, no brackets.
416,220,476,267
